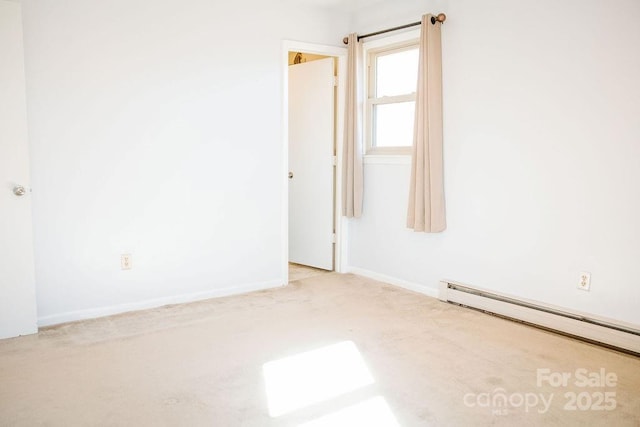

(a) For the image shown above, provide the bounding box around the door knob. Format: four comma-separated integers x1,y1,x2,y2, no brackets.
288,172,293,179
13,186,27,196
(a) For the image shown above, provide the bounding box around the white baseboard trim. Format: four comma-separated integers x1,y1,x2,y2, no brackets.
346,267,439,298
37,279,284,327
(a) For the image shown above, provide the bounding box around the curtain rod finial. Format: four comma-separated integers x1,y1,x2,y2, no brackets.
343,36,349,45
431,13,447,24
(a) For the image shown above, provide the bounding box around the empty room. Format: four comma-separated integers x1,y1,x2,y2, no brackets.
1,0,639,425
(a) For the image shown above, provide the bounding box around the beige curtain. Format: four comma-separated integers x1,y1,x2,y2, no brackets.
342,33,364,218
407,14,446,232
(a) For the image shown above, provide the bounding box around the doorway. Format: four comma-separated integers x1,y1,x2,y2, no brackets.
282,42,347,283
288,54,335,271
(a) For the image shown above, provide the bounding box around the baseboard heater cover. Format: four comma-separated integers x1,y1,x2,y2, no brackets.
438,281,640,356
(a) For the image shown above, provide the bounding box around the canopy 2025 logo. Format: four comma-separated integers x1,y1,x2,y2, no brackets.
463,368,618,415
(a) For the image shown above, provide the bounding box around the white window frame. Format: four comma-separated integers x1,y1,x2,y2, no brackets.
363,29,420,156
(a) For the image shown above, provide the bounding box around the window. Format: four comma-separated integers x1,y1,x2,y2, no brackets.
366,38,419,155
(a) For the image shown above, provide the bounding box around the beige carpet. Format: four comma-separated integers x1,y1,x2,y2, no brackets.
288,263,331,282
1,273,639,426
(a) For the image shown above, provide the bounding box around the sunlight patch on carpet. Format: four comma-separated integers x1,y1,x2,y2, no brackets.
263,341,375,417
298,396,399,427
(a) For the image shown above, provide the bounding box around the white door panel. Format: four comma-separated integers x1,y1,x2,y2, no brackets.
288,58,335,270
0,0,38,339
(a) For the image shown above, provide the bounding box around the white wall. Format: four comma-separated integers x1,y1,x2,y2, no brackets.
347,0,640,325
20,0,640,327
21,0,348,323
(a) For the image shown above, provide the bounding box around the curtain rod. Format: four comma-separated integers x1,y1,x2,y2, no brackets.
342,13,446,45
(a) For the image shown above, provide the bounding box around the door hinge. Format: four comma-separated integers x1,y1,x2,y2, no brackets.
333,76,338,87
332,155,337,166
331,233,336,244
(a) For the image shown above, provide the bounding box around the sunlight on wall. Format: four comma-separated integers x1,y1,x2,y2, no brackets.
262,341,375,417
299,396,400,427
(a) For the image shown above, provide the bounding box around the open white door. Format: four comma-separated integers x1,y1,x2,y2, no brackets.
0,0,38,339
288,57,335,271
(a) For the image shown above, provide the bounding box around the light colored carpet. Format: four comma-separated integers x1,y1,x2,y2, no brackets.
288,263,331,283
0,273,639,426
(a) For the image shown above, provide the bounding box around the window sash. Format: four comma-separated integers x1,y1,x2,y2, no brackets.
367,43,419,100
368,93,415,106
365,41,419,154
368,100,415,153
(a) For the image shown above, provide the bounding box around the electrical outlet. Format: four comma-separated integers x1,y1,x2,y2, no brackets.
578,272,590,291
121,254,132,270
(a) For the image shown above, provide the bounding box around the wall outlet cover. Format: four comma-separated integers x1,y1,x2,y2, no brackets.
578,272,590,291
121,254,132,270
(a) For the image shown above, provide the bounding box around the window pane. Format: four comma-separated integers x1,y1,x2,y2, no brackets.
376,48,418,97
374,101,415,148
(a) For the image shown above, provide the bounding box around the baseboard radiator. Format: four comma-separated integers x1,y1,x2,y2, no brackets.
438,281,640,356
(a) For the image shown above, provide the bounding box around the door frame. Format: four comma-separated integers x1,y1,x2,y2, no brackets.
281,41,347,284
